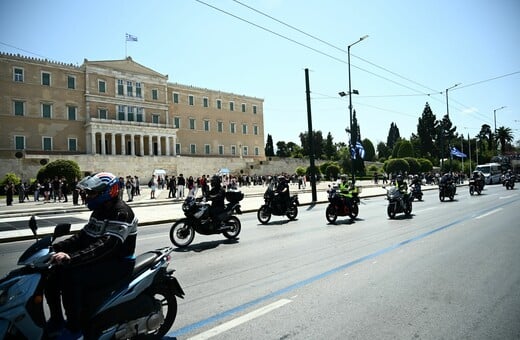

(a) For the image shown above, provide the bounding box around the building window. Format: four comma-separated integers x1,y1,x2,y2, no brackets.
42,72,51,86
117,79,124,95
67,106,77,120
253,105,257,114
136,107,144,122
99,80,106,93
152,114,160,124
14,68,24,82
241,103,246,112
188,95,194,106
255,147,259,156
152,89,158,100
175,143,181,155
15,135,25,150
174,117,180,128
127,81,133,97
189,118,196,130
99,109,107,119
204,120,210,131
217,121,223,133
218,145,224,155
173,92,179,103
128,106,134,121
42,137,52,151
203,97,209,107
135,82,141,98
14,100,25,116
204,144,210,155
67,75,76,89
68,138,78,151
190,144,196,154
118,105,125,120
242,124,248,134
230,122,236,134
243,146,249,156
229,101,234,111
254,125,259,135
231,145,236,156
216,99,222,110
42,103,52,118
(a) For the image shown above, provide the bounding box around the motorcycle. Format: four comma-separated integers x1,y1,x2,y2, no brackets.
503,174,516,190
169,190,244,248
386,186,413,218
325,184,360,223
438,181,456,201
410,183,423,201
468,178,484,195
0,216,184,340
257,183,299,224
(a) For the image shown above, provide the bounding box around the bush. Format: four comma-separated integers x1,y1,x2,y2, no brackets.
37,159,81,185
384,158,410,175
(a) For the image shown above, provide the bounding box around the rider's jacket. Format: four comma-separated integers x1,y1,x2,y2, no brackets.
52,199,137,266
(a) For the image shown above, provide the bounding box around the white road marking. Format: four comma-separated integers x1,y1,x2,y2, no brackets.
499,194,517,199
475,208,502,219
188,298,292,340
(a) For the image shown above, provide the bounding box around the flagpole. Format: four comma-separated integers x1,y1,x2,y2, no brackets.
468,133,472,175
461,135,464,177
125,37,127,58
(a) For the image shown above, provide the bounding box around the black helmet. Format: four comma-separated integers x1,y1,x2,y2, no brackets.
396,175,403,184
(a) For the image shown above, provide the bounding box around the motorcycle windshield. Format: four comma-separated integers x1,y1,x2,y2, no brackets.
18,236,52,265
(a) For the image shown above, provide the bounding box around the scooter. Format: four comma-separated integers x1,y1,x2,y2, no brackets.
0,216,184,340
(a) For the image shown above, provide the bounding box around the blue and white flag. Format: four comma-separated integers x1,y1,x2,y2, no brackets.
450,146,467,158
126,33,138,42
350,141,365,160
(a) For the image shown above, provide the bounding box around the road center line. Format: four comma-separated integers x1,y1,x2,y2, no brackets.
475,208,502,219
188,299,292,340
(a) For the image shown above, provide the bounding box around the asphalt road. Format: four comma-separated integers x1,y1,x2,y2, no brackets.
1,185,519,339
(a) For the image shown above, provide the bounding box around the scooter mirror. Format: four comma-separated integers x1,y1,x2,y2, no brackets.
29,215,38,236
54,223,72,239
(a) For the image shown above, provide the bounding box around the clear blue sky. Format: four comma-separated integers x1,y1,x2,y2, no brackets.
2,0,519,150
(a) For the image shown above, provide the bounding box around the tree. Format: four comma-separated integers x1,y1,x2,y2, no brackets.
416,102,438,159
362,138,376,161
299,130,324,159
417,158,433,173
276,141,289,157
386,122,400,150
376,141,391,160
404,157,420,174
287,142,303,158
323,132,336,160
37,159,81,185
436,114,457,164
397,140,414,158
496,126,514,153
384,158,409,175
265,134,275,157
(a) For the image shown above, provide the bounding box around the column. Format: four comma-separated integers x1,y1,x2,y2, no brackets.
91,131,96,155
111,134,116,155
130,134,135,156
165,136,171,156
173,135,177,156
148,135,153,156
120,133,126,155
140,135,144,156
100,132,106,155
157,136,162,156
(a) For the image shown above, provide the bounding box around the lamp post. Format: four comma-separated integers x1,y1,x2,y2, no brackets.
443,82,460,172
347,35,368,185
493,106,506,153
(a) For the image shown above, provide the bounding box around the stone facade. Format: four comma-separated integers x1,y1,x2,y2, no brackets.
0,52,265,180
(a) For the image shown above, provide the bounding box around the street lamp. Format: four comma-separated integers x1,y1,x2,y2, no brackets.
442,82,461,171
347,35,368,184
493,106,506,154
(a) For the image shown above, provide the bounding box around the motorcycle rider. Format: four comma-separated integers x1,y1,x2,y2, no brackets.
396,175,408,194
45,172,138,340
275,175,290,212
471,170,485,190
338,175,353,208
207,174,226,229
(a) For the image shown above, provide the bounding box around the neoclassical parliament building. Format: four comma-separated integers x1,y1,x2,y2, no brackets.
0,52,266,179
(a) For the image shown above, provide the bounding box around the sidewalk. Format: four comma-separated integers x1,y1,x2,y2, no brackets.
0,180,420,242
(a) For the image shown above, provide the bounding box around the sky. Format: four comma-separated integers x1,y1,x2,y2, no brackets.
1,0,519,150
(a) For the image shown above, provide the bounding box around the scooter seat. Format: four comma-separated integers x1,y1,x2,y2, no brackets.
132,251,161,277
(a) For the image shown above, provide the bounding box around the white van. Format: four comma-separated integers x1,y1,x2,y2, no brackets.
474,163,502,184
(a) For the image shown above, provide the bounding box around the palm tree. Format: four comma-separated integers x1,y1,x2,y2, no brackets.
496,126,514,153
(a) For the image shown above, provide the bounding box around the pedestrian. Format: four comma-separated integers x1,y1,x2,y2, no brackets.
168,176,176,198
5,181,15,206
149,174,157,199
125,176,134,202
134,176,140,196
72,177,80,205
117,177,125,200
18,182,25,203
61,177,68,203
52,176,60,202
176,174,185,199
34,180,41,201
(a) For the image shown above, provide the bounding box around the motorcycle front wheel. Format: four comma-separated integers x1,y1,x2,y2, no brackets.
469,186,475,196
223,216,241,239
142,284,179,339
439,192,445,202
325,205,338,223
257,205,271,224
169,219,195,248
286,204,298,220
387,203,396,219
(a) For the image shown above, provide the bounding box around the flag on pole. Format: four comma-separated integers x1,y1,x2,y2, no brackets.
125,33,138,42
350,141,365,160
450,146,467,158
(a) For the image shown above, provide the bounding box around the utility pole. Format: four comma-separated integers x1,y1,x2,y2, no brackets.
305,68,317,202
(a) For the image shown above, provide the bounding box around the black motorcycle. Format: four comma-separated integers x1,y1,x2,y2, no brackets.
169,190,244,248
410,183,423,201
257,184,299,224
503,174,516,190
325,185,360,223
386,186,413,218
439,182,456,201
469,178,484,195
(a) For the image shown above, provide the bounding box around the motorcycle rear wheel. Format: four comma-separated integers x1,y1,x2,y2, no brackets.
349,203,359,219
257,205,271,224
141,284,178,339
169,220,195,248
325,205,338,223
223,216,241,239
404,201,412,216
286,204,298,220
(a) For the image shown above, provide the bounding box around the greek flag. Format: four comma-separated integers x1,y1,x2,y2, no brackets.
126,33,138,42
350,141,365,160
450,146,467,158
